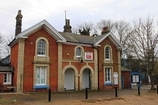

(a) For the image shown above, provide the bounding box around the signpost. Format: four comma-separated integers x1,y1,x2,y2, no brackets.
113,72,118,97
131,74,140,95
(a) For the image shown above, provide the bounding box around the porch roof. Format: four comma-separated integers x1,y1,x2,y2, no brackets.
0,66,13,72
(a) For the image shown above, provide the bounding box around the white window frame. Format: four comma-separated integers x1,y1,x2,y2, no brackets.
105,46,110,60
37,39,46,56
105,68,112,83
36,67,47,86
3,73,12,85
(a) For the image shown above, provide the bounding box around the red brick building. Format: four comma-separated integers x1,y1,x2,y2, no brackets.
8,10,122,93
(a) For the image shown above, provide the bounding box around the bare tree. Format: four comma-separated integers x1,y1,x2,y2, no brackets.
0,34,13,58
129,17,158,89
0,33,4,58
97,20,133,60
73,22,95,36
97,19,115,31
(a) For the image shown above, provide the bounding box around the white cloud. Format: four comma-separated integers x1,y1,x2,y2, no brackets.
0,0,158,36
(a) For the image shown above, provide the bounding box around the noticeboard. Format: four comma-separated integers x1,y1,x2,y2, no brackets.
131,74,140,83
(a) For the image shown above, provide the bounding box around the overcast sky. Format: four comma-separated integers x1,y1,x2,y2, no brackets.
0,0,158,38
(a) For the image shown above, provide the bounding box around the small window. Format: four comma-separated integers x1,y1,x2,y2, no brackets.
36,67,47,85
105,46,110,60
37,39,46,56
4,73,12,84
76,47,82,57
105,68,112,84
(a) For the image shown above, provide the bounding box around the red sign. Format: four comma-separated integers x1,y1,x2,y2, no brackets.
85,52,93,60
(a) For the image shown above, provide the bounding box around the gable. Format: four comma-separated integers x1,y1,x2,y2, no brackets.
94,32,122,49
9,20,66,46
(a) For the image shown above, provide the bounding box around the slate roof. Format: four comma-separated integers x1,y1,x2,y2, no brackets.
59,32,94,44
0,66,13,72
121,66,130,71
9,20,122,49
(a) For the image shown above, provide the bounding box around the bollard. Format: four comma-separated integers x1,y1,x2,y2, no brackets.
157,85,158,94
138,85,140,95
48,88,51,102
115,86,118,97
85,88,88,99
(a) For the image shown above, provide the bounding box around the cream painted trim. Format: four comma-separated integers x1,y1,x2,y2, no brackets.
34,37,50,62
62,65,78,91
94,49,98,90
62,59,95,63
118,50,121,89
17,39,25,93
104,45,113,63
58,43,63,91
74,46,84,60
33,64,50,87
79,65,95,90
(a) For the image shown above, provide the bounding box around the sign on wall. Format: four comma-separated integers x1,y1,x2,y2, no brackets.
85,52,93,60
131,74,140,83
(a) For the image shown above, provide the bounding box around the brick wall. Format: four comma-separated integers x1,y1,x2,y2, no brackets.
10,43,18,87
98,37,120,90
23,28,58,92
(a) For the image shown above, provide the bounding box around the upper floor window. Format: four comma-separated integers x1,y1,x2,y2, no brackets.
76,47,82,57
37,39,46,56
105,46,110,60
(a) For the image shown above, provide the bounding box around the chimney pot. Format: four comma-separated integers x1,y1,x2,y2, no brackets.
101,26,110,35
15,10,23,36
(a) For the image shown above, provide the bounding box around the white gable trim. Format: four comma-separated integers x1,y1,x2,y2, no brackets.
16,20,66,42
94,32,122,49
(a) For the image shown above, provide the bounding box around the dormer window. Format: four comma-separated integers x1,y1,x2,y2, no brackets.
76,47,82,58
37,39,46,56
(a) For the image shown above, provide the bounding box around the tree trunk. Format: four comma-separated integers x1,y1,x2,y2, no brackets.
150,75,155,90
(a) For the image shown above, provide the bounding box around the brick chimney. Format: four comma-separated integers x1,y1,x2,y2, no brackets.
63,19,72,33
15,10,23,36
101,26,110,35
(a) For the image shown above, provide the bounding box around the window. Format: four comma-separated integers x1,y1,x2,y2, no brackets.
36,67,47,85
105,46,110,59
4,73,11,84
76,47,82,57
105,68,112,84
37,39,46,56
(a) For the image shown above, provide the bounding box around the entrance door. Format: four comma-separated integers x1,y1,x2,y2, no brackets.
82,69,90,89
64,68,75,90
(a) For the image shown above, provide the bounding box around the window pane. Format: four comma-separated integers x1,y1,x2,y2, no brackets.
36,67,47,85
76,47,82,57
4,73,12,84
105,68,111,83
37,39,46,55
105,47,110,59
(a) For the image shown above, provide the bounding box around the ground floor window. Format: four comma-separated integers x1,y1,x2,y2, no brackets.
4,73,12,84
36,67,47,86
105,68,112,84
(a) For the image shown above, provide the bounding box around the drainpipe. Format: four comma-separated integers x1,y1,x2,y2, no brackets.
92,45,100,91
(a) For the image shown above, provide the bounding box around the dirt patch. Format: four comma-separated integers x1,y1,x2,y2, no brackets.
1,89,158,105
82,97,125,103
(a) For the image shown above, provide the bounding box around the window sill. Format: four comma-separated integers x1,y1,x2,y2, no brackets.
104,82,113,86
3,83,11,85
33,85,49,89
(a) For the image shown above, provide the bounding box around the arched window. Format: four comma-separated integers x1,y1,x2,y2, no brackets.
37,39,46,56
76,47,82,57
105,46,110,59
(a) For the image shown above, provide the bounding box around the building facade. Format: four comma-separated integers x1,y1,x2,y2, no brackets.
9,11,122,93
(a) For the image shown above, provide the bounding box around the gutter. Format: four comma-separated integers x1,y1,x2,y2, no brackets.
92,45,100,91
